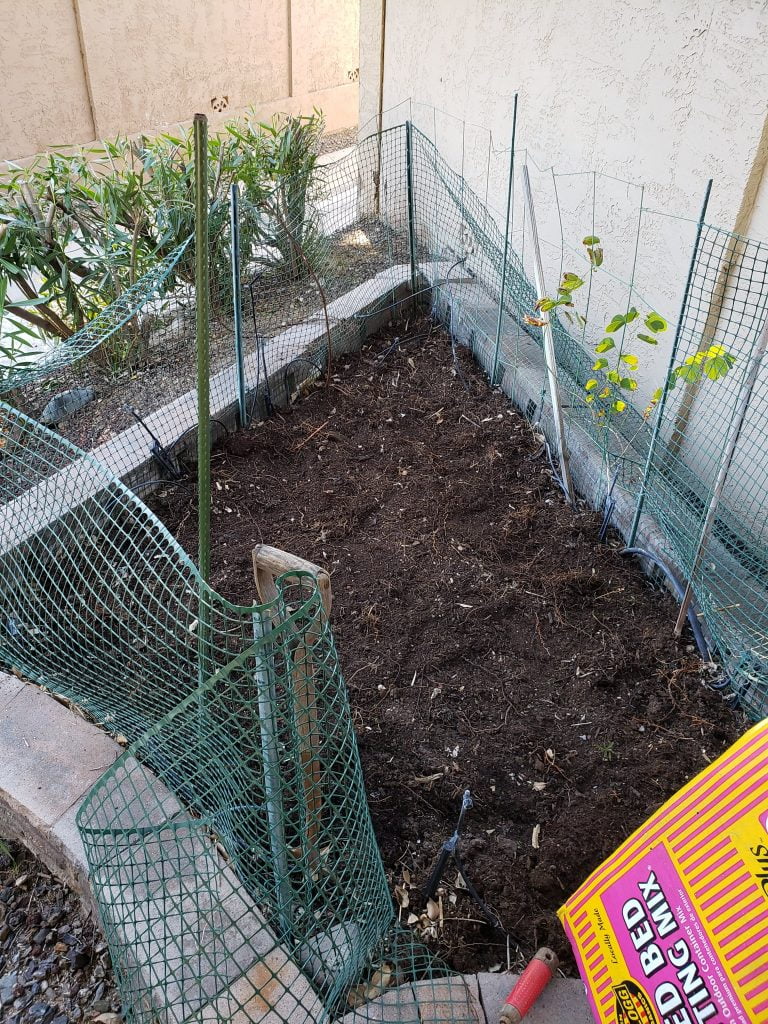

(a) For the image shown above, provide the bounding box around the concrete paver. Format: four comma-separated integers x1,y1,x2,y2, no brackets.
477,971,593,1024
412,976,482,1023
0,678,120,826
0,672,24,710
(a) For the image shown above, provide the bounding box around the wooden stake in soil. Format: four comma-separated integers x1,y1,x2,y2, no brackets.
253,545,331,870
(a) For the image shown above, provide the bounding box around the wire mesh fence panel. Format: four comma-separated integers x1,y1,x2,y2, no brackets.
233,127,412,418
400,124,768,717
0,402,257,742
0,125,420,501
76,575,480,1024
634,225,768,717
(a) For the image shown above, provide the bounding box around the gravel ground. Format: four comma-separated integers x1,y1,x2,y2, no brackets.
0,841,120,1024
318,126,358,155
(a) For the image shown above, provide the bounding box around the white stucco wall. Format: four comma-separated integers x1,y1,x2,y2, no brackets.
359,0,768,421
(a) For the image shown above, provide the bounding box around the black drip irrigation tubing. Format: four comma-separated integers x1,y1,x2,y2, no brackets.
122,406,230,500
620,547,711,662
598,470,620,542
422,790,525,949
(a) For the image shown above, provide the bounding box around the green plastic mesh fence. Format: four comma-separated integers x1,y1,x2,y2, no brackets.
0,403,481,1024
77,577,480,1024
0,401,255,739
0,240,192,395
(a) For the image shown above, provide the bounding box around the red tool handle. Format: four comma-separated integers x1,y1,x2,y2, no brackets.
499,948,559,1024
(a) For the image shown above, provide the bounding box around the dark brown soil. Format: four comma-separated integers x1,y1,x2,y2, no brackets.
148,317,743,975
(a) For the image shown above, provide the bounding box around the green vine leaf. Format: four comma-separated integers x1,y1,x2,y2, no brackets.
704,355,733,380
619,353,639,369
612,399,627,413
587,247,604,268
595,338,615,353
605,315,625,333
560,273,584,292
675,363,700,383
637,332,658,345
585,378,599,391
620,377,638,391
645,311,668,333
592,358,609,370
582,235,600,246
606,308,638,332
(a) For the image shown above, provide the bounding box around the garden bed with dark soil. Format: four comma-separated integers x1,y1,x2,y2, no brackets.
148,316,742,975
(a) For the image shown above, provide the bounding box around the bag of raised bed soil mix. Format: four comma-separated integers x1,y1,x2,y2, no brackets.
559,718,768,1024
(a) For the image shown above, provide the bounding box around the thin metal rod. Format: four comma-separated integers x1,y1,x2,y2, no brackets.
674,312,768,635
194,113,212,684
628,179,712,546
373,0,387,217
491,94,518,386
229,182,247,427
521,164,575,505
405,120,418,295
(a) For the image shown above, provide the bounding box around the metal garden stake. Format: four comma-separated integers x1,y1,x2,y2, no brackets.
194,112,213,684
628,180,712,547
491,93,518,386
229,181,247,427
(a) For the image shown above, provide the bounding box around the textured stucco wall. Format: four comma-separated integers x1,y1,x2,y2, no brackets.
1,0,359,162
359,0,768,422
361,0,768,231
0,0,95,158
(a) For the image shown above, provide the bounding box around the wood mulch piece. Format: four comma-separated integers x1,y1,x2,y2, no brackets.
148,315,743,974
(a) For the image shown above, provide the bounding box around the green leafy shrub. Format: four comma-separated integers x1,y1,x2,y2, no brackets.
0,110,325,380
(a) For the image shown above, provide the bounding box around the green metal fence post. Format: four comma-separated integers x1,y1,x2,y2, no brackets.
230,182,247,428
491,93,518,386
628,179,712,546
405,120,418,295
194,113,212,683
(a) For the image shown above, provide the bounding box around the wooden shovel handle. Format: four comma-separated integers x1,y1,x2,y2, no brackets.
252,543,332,616
252,544,331,869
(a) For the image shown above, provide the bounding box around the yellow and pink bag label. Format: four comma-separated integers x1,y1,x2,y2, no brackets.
559,719,768,1024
